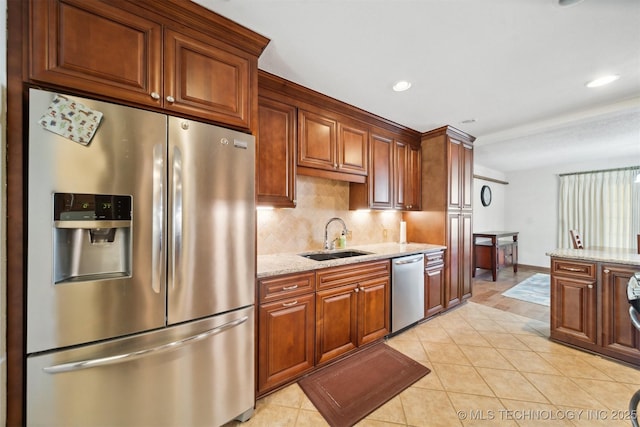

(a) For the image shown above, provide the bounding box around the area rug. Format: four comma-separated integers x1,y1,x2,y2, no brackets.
502,273,550,306
298,343,430,427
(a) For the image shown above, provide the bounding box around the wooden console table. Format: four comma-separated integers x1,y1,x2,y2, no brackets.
472,231,518,281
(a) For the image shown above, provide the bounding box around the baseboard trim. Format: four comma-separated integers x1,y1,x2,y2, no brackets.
518,264,550,273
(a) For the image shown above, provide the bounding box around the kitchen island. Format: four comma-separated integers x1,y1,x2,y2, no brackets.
547,247,640,366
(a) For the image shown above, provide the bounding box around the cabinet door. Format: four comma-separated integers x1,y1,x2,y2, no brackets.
461,142,474,210
460,212,473,299
164,28,251,129
316,284,358,365
447,138,474,210
338,121,368,176
602,265,640,360
425,266,445,318
257,97,296,207
406,144,422,210
369,133,394,209
393,140,408,209
298,109,337,171
446,213,462,308
550,276,597,345
357,276,390,346
258,293,315,395
30,0,162,106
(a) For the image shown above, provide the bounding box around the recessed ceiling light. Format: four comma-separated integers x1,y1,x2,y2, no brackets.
586,75,620,88
392,81,412,92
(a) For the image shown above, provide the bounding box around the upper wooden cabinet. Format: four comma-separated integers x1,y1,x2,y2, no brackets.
258,71,420,189
394,140,421,210
349,129,420,210
162,28,251,128
257,97,296,207
297,108,368,183
420,126,475,213
448,137,474,210
29,0,268,130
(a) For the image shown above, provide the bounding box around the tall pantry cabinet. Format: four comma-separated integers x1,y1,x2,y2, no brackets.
405,126,475,308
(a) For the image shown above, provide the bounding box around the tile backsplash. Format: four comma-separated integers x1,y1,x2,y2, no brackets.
257,175,403,255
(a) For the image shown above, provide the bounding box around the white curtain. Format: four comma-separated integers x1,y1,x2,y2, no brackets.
558,167,640,249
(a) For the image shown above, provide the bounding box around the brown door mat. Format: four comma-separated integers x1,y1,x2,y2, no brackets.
298,343,430,426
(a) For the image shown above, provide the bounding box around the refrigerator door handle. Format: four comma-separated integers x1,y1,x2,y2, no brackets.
151,144,164,294
172,146,183,290
42,315,249,374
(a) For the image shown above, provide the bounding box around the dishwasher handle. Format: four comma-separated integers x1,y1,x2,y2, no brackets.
394,256,423,265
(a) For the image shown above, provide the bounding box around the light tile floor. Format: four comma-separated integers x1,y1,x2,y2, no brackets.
228,301,640,426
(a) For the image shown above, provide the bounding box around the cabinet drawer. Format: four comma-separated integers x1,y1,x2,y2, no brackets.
552,259,596,280
316,260,390,291
259,272,315,303
425,251,444,268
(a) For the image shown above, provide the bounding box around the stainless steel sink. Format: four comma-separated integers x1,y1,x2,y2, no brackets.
299,250,371,261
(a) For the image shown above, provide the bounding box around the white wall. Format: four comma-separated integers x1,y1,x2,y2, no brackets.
473,164,507,233
490,156,640,268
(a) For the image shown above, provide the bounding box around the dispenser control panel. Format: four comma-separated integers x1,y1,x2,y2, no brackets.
54,193,132,221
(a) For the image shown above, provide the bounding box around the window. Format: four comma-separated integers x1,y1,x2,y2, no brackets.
558,167,640,249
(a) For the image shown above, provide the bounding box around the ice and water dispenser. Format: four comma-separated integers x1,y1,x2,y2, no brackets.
53,193,132,284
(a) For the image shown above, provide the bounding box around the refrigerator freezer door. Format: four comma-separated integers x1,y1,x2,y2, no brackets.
27,306,255,427
27,89,168,354
167,117,255,324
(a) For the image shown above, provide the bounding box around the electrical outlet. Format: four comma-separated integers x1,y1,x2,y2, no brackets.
346,230,353,240
383,229,388,239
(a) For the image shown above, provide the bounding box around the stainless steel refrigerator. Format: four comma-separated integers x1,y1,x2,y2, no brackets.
26,88,256,426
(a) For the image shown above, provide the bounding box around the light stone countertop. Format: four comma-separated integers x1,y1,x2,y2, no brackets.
257,242,446,278
546,247,640,266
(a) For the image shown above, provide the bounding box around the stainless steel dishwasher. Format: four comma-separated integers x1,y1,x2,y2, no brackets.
391,254,425,333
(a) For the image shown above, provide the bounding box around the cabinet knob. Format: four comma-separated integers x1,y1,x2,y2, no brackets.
150,92,160,100
588,284,594,289
354,287,359,293
334,163,338,169
166,95,175,103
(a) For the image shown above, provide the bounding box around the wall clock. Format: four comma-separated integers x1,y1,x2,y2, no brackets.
480,185,492,207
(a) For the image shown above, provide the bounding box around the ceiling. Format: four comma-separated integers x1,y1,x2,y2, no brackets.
194,0,640,172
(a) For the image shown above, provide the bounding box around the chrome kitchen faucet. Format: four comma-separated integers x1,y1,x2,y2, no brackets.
324,217,348,250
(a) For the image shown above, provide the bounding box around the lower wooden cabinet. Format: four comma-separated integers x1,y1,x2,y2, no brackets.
446,211,472,307
315,260,390,365
257,272,315,396
424,251,445,318
550,257,640,366
550,270,597,345
602,264,640,361
315,284,358,364
257,260,391,396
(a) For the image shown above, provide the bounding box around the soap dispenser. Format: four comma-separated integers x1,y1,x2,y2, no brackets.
339,231,347,249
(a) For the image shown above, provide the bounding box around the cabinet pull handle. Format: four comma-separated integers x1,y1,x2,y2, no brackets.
282,284,298,290
559,266,584,272
150,92,161,100
166,95,175,103
281,300,298,307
